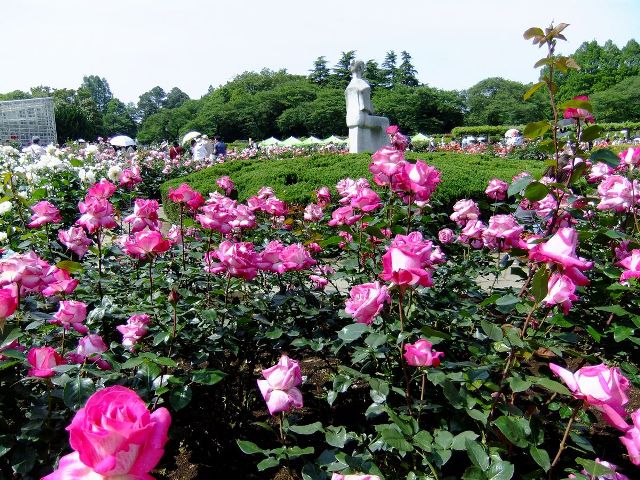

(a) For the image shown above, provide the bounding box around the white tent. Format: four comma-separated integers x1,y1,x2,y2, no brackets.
281,136,302,147
301,136,322,145
411,133,431,142
322,135,347,144
259,137,281,147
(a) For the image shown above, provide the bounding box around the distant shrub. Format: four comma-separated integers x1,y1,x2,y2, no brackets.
160,152,545,221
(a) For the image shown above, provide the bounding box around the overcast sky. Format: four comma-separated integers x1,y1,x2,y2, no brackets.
1,0,637,104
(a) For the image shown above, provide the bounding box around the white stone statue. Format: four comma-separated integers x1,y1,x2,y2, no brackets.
345,59,389,153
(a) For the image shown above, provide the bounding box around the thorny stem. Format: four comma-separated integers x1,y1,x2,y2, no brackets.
549,404,582,476
148,258,154,302
96,229,103,301
179,204,186,274
397,290,413,413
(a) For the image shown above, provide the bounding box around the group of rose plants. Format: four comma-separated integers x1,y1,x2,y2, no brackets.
0,22,639,480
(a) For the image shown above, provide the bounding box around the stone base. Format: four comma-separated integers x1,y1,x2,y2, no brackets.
348,124,389,153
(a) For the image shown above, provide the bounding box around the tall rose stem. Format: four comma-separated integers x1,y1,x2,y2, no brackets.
96,229,103,301
179,204,186,274
549,404,581,476
397,290,413,413
148,258,154,302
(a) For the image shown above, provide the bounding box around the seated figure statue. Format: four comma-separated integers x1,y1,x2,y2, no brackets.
345,59,390,153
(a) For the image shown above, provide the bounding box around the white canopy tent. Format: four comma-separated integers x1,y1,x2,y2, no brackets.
259,137,281,147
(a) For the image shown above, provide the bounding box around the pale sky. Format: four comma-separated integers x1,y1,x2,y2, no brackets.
1,0,638,104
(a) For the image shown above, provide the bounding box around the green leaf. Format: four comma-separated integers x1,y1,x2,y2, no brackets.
585,325,602,342
56,260,83,273
337,323,368,343
463,467,486,480
121,357,145,369
590,148,620,167
523,181,549,202
558,99,592,112
533,377,571,395
508,376,532,393
531,267,549,303
285,446,314,458
381,427,413,452
576,458,616,477
523,81,545,100
487,460,515,480
63,377,95,411
495,295,519,307
69,158,84,167
413,430,433,452
153,331,170,346
613,325,634,342
154,357,177,367
594,305,630,316
257,457,280,471
289,422,323,435
191,369,225,385
325,426,347,448
523,120,550,139
529,446,550,472
580,125,603,142
466,439,490,470
236,439,264,454
493,416,528,447
452,431,479,450
508,175,534,197
481,320,503,341
169,384,192,411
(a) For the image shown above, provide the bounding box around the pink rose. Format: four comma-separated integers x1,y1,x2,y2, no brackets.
77,197,117,233
58,227,93,258
403,339,444,367
119,166,142,189
196,202,235,234
86,179,116,199
216,175,235,195
279,244,316,272
345,281,390,325
597,175,639,212
257,355,303,415
49,386,171,478
528,228,592,284
28,201,62,228
68,334,110,370
205,241,259,280
620,409,640,466
263,197,288,217
620,146,640,167
27,346,64,377
386,125,399,135
304,203,324,222
588,162,613,183
450,199,480,226
168,183,205,210
121,231,171,260
401,160,441,202
485,178,508,201
618,249,640,284
350,188,381,212
542,273,578,314
117,314,151,351
482,214,525,250
50,300,88,334
563,95,594,123
328,205,362,227
438,228,454,244
123,199,160,233
316,186,331,207
41,266,79,297
550,363,630,431
0,287,18,324
331,475,381,480
369,147,406,186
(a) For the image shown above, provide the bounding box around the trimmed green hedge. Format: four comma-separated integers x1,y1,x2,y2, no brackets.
160,152,545,221
451,122,640,138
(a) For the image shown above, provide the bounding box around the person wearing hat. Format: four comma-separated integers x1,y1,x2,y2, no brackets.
23,136,46,158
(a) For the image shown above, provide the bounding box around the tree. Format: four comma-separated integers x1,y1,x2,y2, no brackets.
591,75,640,122
330,51,356,89
103,99,137,137
137,86,167,121
78,75,113,113
381,51,398,88
364,60,384,90
0,90,31,100
309,56,331,86
30,86,53,97
164,87,190,109
397,51,419,87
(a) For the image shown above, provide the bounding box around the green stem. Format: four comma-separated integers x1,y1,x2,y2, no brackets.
549,404,581,475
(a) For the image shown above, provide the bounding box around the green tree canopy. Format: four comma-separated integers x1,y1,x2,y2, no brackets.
78,75,112,113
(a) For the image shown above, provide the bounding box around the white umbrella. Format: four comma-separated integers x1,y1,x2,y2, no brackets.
504,129,520,138
181,131,201,145
110,135,136,147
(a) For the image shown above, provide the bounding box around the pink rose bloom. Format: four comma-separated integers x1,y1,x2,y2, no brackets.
386,125,399,135
167,225,182,244
369,146,405,186
123,199,160,233
316,186,331,207
597,175,639,212
229,204,257,230
77,197,117,233
569,458,630,479
563,95,594,123
216,175,235,195
205,241,259,280
620,146,640,167
51,300,88,334
304,203,324,222
119,165,142,189
307,242,323,253
620,409,640,466
482,214,525,250
331,475,381,480
28,201,62,228
345,281,390,325
257,186,275,199
263,197,288,217
58,226,93,258
336,178,369,203
0,287,18,324
391,132,409,151
338,231,353,249
256,240,285,273
402,160,441,202
121,231,171,260
438,228,454,244
550,363,630,431
0,251,49,293
0,339,25,361
168,183,205,210
44,386,171,479
41,266,79,297
27,346,64,377
279,244,316,272
450,199,480,226
257,355,303,415
380,246,432,288
588,162,614,183
328,205,362,226
542,273,579,314
618,249,640,285
404,339,445,367
196,202,235,234
485,178,508,201
457,219,486,249
534,193,558,219
68,334,110,370
87,179,116,199
310,274,329,289
528,227,592,285
350,188,381,212
117,314,151,351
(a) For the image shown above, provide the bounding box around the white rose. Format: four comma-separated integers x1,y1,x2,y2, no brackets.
0,232,7,242
107,165,122,182
0,201,12,215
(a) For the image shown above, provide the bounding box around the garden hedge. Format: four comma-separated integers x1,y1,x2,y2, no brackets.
160,152,544,221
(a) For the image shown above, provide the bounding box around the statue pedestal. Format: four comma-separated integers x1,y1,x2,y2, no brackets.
348,121,389,153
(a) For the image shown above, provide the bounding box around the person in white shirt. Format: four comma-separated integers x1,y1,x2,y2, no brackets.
23,136,46,158
192,137,208,161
